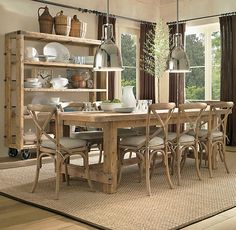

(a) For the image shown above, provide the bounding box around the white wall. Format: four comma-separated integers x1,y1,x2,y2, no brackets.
160,0,236,23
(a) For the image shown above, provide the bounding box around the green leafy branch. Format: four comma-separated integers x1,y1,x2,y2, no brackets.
141,20,169,79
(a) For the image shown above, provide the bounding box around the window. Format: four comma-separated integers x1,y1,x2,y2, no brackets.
185,23,221,101
116,26,140,98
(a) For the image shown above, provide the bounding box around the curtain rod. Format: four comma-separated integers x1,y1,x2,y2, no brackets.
167,11,236,25
31,0,154,24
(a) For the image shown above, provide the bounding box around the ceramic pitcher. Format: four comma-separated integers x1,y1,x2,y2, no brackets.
121,86,136,108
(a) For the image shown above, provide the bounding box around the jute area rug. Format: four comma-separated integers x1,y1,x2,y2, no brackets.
1,152,236,230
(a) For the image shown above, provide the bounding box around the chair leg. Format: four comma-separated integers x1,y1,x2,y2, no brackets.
84,155,95,192
138,155,144,183
145,149,151,196
207,141,213,178
55,155,61,200
176,148,181,186
64,159,70,186
117,150,124,186
163,153,174,189
31,166,40,193
221,144,230,173
31,156,42,193
193,147,202,181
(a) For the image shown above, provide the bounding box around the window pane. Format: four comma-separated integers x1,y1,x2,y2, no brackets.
185,67,205,101
185,33,205,101
211,31,221,100
121,33,136,66
120,32,137,94
186,33,205,66
121,67,136,95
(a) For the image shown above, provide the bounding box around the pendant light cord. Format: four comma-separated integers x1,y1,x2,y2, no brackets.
106,0,109,24
176,0,179,33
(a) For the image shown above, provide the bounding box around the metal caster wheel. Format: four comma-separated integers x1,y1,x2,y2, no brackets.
8,148,18,157
21,149,31,160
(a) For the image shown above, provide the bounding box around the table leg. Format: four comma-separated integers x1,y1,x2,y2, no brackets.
102,123,118,194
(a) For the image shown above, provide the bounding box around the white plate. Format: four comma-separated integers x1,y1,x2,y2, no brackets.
24,82,42,88
43,42,70,63
114,107,135,113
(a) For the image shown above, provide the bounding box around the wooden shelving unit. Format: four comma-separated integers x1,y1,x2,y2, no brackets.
4,30,107,159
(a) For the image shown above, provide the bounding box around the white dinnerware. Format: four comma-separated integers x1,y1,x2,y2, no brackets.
43,42,70,62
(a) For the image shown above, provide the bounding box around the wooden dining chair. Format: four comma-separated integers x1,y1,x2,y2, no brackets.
60,102,104,163
118,102,176,196
168,102,207,186
27,104,94,199
198,101,234,177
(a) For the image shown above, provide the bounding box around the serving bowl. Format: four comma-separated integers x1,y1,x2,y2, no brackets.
50,76,68,89
100,103,122,111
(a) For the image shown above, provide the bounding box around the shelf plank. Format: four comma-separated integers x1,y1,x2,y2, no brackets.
24,60,93,68
24,88,107,92
7,30,101,46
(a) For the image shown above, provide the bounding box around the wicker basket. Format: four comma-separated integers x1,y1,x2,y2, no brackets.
69,15,87,38
54,11,71,36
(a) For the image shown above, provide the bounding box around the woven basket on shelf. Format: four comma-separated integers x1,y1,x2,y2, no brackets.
69,15,87,38
54,11,71,36
38,6,53,34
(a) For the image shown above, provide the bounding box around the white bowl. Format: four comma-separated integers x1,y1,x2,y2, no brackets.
25,78,39,83
50,76,68,89
100,103,122,111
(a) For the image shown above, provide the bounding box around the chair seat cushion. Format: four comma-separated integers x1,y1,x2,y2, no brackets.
199,130,223,141
188,129,208,138
211,130,223,139
41,137,87,149
179,134,195,144
72,131,103,140
120,135,164,148
165,132,177,141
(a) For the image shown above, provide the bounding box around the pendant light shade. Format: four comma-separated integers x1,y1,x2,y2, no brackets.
93,0,123,72
166,0,190,73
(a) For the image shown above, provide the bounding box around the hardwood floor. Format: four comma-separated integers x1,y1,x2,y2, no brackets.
0,195,98,230
1,147,236,229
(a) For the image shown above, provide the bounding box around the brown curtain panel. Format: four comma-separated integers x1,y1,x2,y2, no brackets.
220,15,236,146
168,23,186,106
139,23,156,102
97,15,116,100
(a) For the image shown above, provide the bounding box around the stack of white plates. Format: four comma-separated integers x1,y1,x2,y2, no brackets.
43,42,70,63
24,81,42,88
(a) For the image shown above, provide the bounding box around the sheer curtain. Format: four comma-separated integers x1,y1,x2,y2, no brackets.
97,15,116,100
139,23,156,102
220,15,236,145
168,23,186,106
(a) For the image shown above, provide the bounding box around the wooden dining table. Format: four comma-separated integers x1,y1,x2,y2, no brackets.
58,109,210,194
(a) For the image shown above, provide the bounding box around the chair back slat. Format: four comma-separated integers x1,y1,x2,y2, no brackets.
146,103,176,146
208,101,234,140
177,102,207,139
27,104,57,144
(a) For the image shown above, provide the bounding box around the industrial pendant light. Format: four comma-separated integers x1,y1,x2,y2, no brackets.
166,0,190,73
93,0,123,72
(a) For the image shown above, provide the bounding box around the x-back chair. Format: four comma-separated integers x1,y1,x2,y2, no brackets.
27,104,93,199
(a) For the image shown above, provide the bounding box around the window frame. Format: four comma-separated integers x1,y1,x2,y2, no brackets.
185,23,220,101
116,23,140,99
